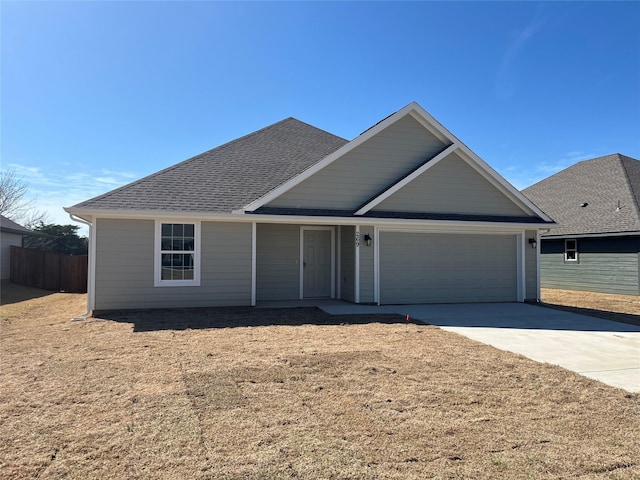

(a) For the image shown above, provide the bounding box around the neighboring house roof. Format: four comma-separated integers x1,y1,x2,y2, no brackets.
68,102,553,225
0,215,33,235
523,153,640,237
73,118,348,213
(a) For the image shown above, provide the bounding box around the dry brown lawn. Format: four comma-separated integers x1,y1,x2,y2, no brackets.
542,288,640,326
1,284,639,479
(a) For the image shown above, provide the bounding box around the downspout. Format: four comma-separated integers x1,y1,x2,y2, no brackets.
68,214,93,321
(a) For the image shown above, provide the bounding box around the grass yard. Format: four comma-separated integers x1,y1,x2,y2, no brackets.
541,288,640,325
1,285,638,479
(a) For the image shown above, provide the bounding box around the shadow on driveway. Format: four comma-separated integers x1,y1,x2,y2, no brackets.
539,302,640,328
391,303,640,333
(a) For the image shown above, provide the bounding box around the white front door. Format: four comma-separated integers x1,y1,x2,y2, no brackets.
302,228,333,298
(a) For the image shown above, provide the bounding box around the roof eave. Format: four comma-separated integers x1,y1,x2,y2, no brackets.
541,230,640,239
64,206,555,229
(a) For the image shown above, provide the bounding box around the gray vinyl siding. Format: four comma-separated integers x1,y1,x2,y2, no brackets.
1,232,22,280
525,230,538,301
340,226,355,302
256,223,300,301
379,232,518,304
94,218,252,311
373,152,528,217
267,115,448,210
359,226,375,303
540,236,640,295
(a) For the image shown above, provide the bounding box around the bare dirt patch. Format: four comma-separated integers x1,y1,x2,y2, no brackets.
542,288,640,326
1,285,638,479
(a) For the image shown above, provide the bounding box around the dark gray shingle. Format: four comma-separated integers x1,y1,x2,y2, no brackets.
523,154,640,236
73,118,348,213
0,215,33,235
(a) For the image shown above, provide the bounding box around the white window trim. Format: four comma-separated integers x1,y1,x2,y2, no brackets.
154,220,201,287
564,238,579,263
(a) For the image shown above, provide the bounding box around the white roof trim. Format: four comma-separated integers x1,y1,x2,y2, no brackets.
242,101,552,223
454,144,553,221
64,207,553,229
542,231,640,239
407,103,553,222
354,143,459,215
242,102,432,213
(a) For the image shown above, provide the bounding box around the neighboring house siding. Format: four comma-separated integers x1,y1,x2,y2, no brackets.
256,223,300,301
94,219,252,310
359,226,375,303
267,115,448,210
540,236,640,295
372,152,527,217
340,226,355,302
1,232,22,280
525,230,538,300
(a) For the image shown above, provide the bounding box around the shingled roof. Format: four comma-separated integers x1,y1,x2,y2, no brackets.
72,118,348,213
523,153,640,237
0,215,33,235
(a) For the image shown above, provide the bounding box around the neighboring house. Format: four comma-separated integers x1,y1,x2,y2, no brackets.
0,215,32,281
65,102,554,313
523,153,640,295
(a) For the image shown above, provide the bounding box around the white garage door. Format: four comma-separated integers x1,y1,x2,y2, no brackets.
379,232,518,304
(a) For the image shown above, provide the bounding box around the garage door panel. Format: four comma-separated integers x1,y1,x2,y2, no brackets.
380,232,517,304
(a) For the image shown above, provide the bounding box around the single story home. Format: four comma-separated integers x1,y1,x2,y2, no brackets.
65,102,554,313
0,215,33,281
523,153,640,295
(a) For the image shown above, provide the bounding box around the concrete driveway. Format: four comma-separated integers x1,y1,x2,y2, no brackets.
320,302,640,392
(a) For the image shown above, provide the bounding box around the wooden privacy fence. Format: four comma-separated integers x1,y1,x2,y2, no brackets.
10,246,88,293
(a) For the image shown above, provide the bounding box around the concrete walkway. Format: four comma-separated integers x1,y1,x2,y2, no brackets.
319,302,640,393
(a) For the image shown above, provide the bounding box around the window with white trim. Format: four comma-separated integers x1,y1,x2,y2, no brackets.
155,221,200,286
564,239,578,262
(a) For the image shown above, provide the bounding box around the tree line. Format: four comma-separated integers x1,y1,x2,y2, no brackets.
1,169,88,255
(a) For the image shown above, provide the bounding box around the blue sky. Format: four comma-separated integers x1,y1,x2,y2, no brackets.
2,1,639,233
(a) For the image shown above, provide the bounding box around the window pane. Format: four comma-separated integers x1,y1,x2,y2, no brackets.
566,251,576,260
158,224,197,282
172,238,184,251
162,253,171,280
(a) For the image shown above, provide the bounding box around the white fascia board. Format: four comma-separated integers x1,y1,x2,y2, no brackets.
241,102,437,213
65,206,554,230
354,143,459,215
455,144,554,222
406,104,555,224
407,104,458,144
542,231,640,239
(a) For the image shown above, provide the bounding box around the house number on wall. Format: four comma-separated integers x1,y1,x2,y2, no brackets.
355,231,360,248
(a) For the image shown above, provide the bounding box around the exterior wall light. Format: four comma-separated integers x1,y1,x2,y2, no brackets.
528,238,537,249
364,234,372,247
